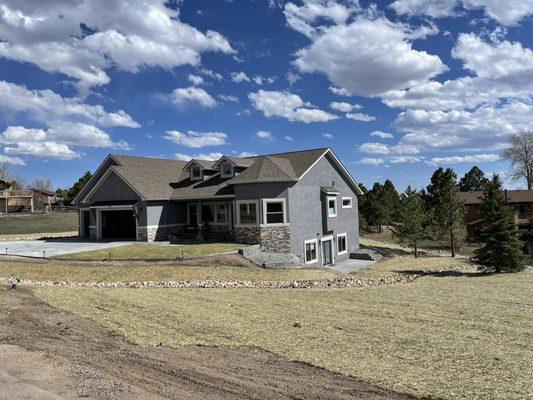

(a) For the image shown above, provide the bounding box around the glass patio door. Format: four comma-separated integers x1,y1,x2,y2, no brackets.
322,239,333,266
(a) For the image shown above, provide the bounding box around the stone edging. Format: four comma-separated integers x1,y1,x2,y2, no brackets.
1,274,419,289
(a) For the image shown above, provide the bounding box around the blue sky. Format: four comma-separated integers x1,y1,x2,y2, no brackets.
0,0,532,191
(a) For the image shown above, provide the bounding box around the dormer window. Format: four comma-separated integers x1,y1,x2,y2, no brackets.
190,165,202,181
220,161,233,178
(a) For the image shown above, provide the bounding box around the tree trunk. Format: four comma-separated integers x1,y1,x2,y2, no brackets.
414,241,418,258
450,229,456,257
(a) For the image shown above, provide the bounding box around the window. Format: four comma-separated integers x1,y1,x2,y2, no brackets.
190,165,202,180
237,201,258,225
262,198,286,225
201,205,214,223
220,162,233,178
342,197,352,209
327,196,337,217
216,204,227,223
304,239,318,264
337,233,347,255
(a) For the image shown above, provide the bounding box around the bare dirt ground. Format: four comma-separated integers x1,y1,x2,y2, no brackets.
0,288,417,400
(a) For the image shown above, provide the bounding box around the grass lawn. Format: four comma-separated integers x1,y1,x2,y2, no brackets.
0,212,78,235
0,259,342,282
33,266,533,400
55,242,244,261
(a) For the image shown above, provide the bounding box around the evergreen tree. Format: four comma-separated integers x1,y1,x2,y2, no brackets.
520,216,533,256
393,186,427,258
426,167,465,257
66,171,93,204
458,166,490,192
473,175,525,273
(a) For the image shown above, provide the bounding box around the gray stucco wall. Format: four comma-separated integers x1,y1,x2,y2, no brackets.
233,182,293,224
86,171,140,204
288,153,359,265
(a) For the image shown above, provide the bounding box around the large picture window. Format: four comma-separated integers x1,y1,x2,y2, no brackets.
262,198,286,225
327,196,337,218
337,233,347,255
304,239,318,264
237,201,258,225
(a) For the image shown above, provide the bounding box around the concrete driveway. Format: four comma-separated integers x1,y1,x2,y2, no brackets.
0,237,140,258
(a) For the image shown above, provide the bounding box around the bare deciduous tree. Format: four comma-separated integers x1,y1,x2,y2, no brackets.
0,162,25,189
31,178,53,192
503,130,533,190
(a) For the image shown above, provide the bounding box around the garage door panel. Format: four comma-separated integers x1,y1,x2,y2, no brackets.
102,210,136,239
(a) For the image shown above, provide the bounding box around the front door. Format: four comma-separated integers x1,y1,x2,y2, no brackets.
322,239,333,266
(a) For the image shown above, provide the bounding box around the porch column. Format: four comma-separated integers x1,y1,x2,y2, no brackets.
30,197,34,213
197,200,203,240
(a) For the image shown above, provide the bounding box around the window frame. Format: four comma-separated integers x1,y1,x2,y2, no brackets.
327,196,337,218
336,232,348,255
190,165,202,181
220,162,234,178
215,203,228,224
236,200,259,226
304,238,318,264
262,198,287,226
341,197,353,209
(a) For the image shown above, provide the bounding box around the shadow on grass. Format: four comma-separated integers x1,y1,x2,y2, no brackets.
394,269,490,278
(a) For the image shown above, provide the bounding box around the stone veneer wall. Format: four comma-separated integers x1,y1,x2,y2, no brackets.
137,225,187,242
236,225,291,253
259,225,291,253
89,227,97,240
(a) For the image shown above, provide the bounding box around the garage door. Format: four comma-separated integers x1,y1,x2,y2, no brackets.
101,209,136,239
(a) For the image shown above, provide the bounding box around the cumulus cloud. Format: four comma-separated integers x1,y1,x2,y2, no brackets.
346,112,376,122
188,74,204,86
0,0,234,92
249,90,338,123
285,136,294,141
293,15,447,96
358,143,390,154
426,153,501,165
218,94,239,103
389,156,424,163
164,130,227,148
371,130,394,139
0,80,139,128
231,71,251,83
390,0,533,26
175,152,224,161
0,154,25,165
322,133,334,139
256,130,273,139
357,157,385,165
330,101,361,112
171,87,217,108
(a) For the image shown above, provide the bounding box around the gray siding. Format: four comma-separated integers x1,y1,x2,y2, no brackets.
288,153,359,265
142,201,186,227
86,171,140,203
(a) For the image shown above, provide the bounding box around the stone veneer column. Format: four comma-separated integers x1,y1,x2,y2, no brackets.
89,226,97,240
235,226,261,245
259,225,291,253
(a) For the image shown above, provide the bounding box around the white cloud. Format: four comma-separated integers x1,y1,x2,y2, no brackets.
164,130,227,148
346,112,376,122
389,156,424,163
256,130,272,139
322,133,334,139
252,75,276,85
249,90,338,123
358,142,390,154
330,101,361,112
390,144,420,154
395,101,533,152
0,1,234,92
287,71,300,85
0,80,139,128
329,86,352,96
199,68,223,81
0,154,25,165
171,87,217,108
357,157,385,165
390,0,533,26
4,141,79,160
293,15,447,96
175,152,224,161
218,94,239,103
285,135,294,141
426,153,501,165
371,130,394,139
231,71,251,83
188,74,204,86
283,0,357,38
236,151,258,157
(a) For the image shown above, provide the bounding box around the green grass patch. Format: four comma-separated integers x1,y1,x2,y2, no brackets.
34,268,533,400
55,242,244,261
0,260,342,282
0,212,78,235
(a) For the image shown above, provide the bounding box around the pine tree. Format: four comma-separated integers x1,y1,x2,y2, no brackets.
393,186,427,258
520,216,533,256
427,168,465,257
473,175,525,272
458,166,490,192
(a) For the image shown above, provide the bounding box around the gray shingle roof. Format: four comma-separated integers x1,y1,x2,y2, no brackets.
97,148,339,201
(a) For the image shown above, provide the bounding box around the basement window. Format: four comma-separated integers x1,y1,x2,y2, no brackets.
304,239,318,264
337,233,347,255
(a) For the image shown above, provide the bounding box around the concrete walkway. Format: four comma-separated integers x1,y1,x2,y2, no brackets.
328,258,376,273
0,237,141,258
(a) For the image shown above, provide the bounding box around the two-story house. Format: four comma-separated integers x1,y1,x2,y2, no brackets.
73,148,362,266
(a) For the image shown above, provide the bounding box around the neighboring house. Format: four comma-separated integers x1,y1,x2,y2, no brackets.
29,188,64,208
0,179,34,213
73,148,362,266
459,190,533,237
